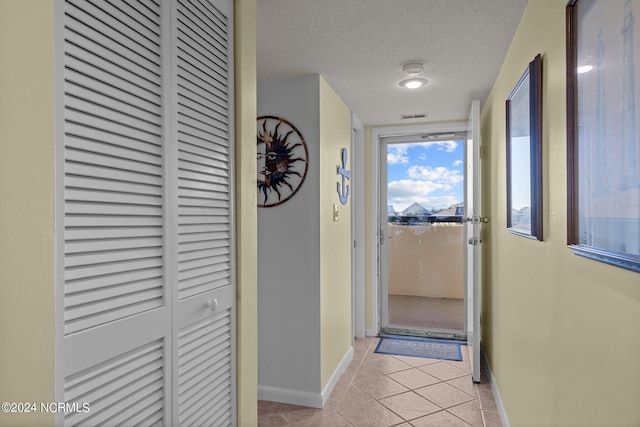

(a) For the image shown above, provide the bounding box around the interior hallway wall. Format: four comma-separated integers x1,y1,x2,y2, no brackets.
319,76,352,389
257,75,353,406
0,2,55,426
257,76,322,397
481,0,640,425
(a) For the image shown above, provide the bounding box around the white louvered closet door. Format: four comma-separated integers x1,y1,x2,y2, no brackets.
172,0,235,425
58,0,234,425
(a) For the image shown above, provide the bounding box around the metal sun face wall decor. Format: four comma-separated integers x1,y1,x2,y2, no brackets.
257,116,309,207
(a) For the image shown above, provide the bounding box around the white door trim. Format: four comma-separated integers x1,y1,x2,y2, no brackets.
369,122,466,336
351,113,365,339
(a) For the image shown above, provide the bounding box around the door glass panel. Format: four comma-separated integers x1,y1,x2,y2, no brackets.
385,138,466,334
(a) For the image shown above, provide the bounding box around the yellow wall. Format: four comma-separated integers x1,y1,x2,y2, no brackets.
0,1,56,426
481,1,640,425
234,0,258,424
319,77,352,388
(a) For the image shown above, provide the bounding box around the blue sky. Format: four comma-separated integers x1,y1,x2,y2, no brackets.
387,140,464,212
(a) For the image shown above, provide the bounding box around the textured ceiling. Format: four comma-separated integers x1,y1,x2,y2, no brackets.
257,0,529,126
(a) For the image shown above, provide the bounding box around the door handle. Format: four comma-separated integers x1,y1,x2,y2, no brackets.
206,299,218,311
465,216,490,223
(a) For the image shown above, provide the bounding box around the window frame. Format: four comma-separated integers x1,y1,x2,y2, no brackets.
566,0,640,273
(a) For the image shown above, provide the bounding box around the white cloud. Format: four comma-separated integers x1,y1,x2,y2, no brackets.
387,179,447,199
453,159,463,167
412,140,458,152
387,140,458,165
407,165,463,185
387,151,409,164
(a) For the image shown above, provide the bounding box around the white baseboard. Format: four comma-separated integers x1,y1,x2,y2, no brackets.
481,346,510,427
257,345,354,409
365,328,377,337
257,384,323,408
320,345,354,406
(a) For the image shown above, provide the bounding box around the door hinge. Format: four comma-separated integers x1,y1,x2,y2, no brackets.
468,237,480,246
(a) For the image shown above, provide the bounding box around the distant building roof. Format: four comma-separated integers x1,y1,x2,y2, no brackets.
434,202,464,217
402,202,428,215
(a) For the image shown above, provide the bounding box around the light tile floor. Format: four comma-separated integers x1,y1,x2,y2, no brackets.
258,337,502,427
388,295,464,331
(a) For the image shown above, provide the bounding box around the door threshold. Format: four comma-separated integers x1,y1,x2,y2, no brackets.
381,326,467,341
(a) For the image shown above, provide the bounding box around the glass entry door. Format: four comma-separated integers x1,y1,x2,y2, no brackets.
379,131,467,339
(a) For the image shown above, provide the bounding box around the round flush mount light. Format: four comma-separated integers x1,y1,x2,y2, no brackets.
399,61,428,88
399,78,429,89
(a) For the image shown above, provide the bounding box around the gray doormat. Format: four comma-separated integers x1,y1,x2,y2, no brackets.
375,335,462,361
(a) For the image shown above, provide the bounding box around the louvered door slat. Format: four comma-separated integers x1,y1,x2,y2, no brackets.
177,78,227,115
65,290,163,332
178,99,228,132
65,277,161,306
64,38,160,90
66,236,162,254
65,81,162,126
64,0,163,334
178,112,228,143
177,39,226,83
97,388,164,426
179,149,228,169
65,189,161,207
179,169,228,187
64,258,162,283
66,109,162,147
66,97,162,137
65,120,162,152
65,215,163,228
65,70,161,120
178,255,229,273
66,163,161,187
65,176,162,197
65,0,160,64
176,9,225,67
64,56,161,107
177,0,228,64
64,339,165,426
178,246,228,263
178,262,229,282
178,308,232,426
66,149,162,176
66,268,162,293
65,226,162,240
177,126,230,154
178,231,229,244
64,134,162,165
87,0,161,40
177,223,228,234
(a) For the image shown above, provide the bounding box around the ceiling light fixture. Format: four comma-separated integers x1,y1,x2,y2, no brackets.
399,78,429,89
399,61,428,89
